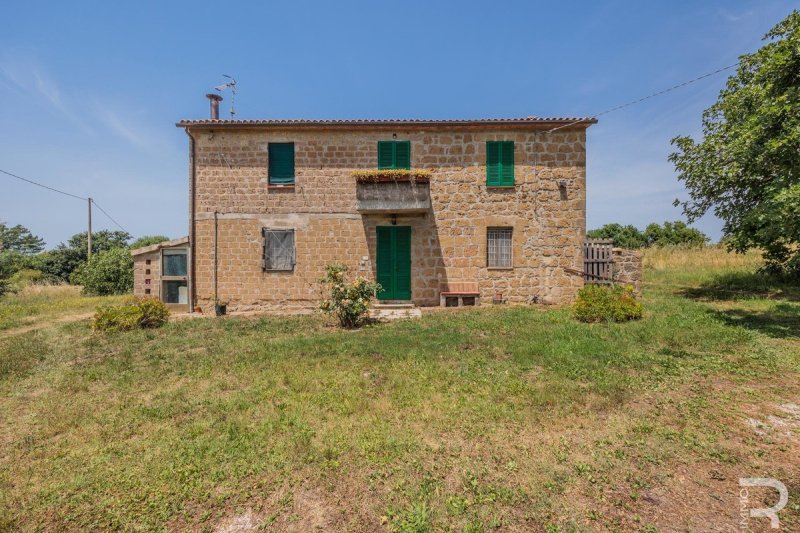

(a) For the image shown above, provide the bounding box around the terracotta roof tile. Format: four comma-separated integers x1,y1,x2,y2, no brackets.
176,116,597,128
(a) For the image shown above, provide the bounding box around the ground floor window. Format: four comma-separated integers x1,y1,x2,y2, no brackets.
161,248,189,306
487,227,513,268
163,280,188,304
263,229,295,271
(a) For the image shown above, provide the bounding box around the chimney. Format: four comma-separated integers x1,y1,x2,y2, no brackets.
206,93,223,120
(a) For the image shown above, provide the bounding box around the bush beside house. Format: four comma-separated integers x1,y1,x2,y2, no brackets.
93,298,170,332
573,284,643,323
319,263,381,328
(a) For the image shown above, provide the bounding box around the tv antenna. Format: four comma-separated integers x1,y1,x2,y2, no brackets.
214,75,237,118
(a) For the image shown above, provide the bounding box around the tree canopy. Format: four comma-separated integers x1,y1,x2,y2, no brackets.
40,230,131,282
670,10,800,274
0,222,45,255
129,235,170,250
587,221,707,249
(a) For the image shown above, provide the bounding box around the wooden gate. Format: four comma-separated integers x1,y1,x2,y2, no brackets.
583,239,613,284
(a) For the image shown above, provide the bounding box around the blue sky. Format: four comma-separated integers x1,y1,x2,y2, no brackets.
0,0,795,247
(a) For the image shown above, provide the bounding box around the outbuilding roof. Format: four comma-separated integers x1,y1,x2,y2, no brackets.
130,236,189,256
176,116,597,129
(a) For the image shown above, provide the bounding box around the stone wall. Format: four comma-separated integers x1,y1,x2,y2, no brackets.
612,247,643,295
187,125,589,312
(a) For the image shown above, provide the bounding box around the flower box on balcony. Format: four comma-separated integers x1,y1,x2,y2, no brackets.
352,169,432,184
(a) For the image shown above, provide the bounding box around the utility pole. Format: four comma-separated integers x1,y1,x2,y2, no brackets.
87,197,92,259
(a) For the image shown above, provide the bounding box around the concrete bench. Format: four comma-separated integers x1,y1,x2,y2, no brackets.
439,282,481,307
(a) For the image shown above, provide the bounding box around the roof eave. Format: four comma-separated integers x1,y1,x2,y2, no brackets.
175,118,598,130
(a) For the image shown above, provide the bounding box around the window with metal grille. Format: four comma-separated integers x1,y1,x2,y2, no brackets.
262,229,295,271
487,228,513,268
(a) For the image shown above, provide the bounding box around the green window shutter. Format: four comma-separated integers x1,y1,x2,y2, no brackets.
376,227,393,298
268,143,295,184
486,141,501,186
395,141,411,169
378,141,395,169
486,141,514,186
394,226,412,299
500,141,514,185
377,140,411,169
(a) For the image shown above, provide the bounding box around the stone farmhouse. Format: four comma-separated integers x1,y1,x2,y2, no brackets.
132,96,597,314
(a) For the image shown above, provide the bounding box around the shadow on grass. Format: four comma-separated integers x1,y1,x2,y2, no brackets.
708,303,800,339
682,271,800,302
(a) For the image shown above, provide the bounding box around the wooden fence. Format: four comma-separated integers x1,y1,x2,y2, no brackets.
583,239,614,283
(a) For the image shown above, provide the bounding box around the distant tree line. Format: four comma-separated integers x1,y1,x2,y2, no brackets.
0,221,169,297
586,221,709,249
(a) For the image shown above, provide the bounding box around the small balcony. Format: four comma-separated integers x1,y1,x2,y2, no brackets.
354,170,431,214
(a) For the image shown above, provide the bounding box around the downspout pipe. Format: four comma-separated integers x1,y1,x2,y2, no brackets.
185,128,197,312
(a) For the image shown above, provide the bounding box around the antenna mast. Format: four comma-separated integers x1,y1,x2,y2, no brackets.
214,75,237,118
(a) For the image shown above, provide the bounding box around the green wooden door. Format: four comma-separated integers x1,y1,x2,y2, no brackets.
376,226,412,300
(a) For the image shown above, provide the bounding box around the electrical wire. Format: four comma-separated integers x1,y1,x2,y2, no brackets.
1,167,129,234
91,199,129,234
0,168,87,201
545,62,740,133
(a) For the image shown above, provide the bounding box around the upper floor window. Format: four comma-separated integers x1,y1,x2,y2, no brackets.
486,141,514,187
268,142,295,185
377,140,411,170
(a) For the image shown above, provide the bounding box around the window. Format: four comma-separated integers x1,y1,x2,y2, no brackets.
161,249,189,306
163,280,188,304
377,140,411,169
262,229,295,271
487,228,513,268
486,141,514,186
163,249,187,277
268,142,295,185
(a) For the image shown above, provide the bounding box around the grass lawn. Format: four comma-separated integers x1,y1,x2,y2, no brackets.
0,285,127,333
1,247,799,532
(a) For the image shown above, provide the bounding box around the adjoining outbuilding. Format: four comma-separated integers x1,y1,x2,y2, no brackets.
131,237,190,312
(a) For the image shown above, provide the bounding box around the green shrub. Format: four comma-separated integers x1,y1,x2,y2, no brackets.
573,284,643,323
71,248,133,295
93,297,170,332
319,263,381,328
9,269,46,290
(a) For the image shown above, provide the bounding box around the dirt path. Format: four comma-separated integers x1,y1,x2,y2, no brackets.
1,312,94,337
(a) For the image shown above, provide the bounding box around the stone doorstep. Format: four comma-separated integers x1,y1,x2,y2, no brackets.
370,301,421,320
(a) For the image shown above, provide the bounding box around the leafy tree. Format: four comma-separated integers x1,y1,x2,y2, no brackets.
0,252,13,298
0,222,45,254
129,235,170,249
70,247,134,295
643,221,708,247
670,11,800,274
587,221,708,248
586,223,646,249
40,230,131,282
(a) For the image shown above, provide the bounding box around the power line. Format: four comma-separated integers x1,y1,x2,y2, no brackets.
0,168,87,201
91,199,129,234
1,167,129,234
546,62,740,133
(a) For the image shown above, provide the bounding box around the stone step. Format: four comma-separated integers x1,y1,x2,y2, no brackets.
370,304,421,320
373,302,415,309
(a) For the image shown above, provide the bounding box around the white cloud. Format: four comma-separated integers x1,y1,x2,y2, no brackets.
0,51,93,134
